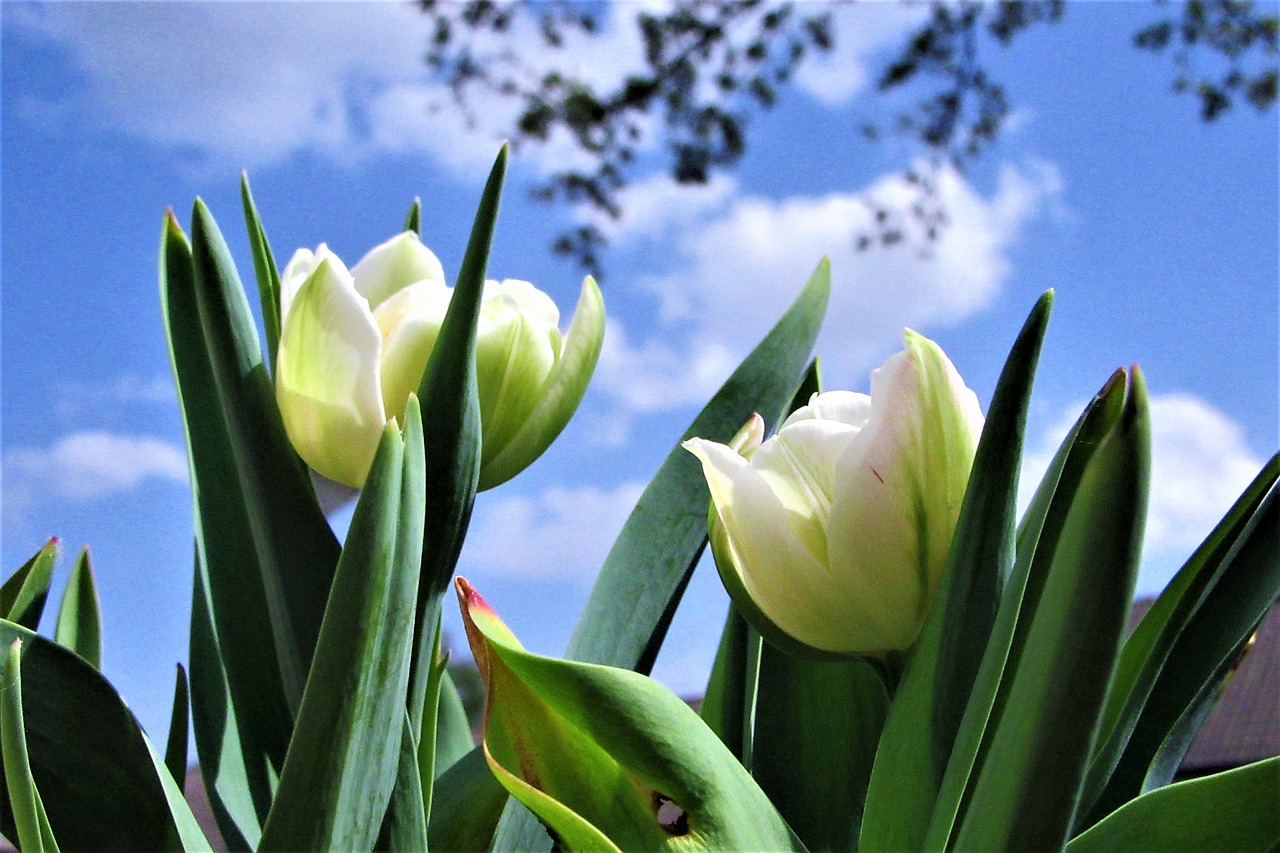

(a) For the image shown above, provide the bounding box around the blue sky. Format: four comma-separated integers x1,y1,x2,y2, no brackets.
2,2,1276,744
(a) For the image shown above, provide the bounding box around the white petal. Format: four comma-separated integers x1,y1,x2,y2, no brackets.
352,231,446,310
275,259,386,488
279,244,350,327
782,390,872,430
375,281,453,424
684,437,869,652
474,286,559,460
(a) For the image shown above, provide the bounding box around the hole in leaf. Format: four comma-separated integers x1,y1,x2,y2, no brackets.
655,795,689,836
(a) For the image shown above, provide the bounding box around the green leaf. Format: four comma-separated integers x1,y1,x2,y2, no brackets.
1,539,58,632
162,211,292,846
458,580,806,852
53,547,100,669
1067,757,1280,853
861,294,1053,850
407,146,506,734
427,748,507,852
188,198,341,715
377,712,429,851
434,665,476,778
165,664,190,791
240,173,283,375
1082,453,1280,825
2,639,58,853
493,256,830,851
259,401,425,851
699,605,755,761
0,620,203,850
753,653,887,852
951,368,1150,852
404,198,422,236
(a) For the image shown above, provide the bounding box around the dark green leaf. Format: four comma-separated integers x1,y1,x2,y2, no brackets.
952,369,1149,852
165,664,190,791
1,539,57,632
427,748,507,853
699,605,754,761
434,665,476,778
189,198,340,714
1079,454,1278,822
53,547,100,669
1083,456,1279,825
408,146,506,734
162,211,291,846
753,653,887,852
1067,757,1280,853
0,620,206,850
404,198,422,236
240,174,282,375
259,401,425,851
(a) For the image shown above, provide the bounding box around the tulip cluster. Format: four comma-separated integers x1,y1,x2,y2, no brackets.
274,232,604,490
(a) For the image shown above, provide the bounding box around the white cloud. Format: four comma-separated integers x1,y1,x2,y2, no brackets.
459,481,646,582
1018,393,1265,590
594,159,1064,429
793,3,929,105
4,431,187,504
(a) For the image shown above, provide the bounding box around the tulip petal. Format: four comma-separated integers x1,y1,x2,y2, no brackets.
478,276,605,491
826,331,982,652
278,245,349,329
374,282,453,425
684,437,859,653
276,260,386,487
782,390,872,430
351,231,446,310
475,280,560,461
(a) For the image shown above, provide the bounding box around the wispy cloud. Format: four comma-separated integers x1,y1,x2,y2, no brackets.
458,480,646,583
591,159,1065,432
4,431,187,508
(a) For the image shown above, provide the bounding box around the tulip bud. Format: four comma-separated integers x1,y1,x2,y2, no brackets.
684,330,983,658
275,231,604,489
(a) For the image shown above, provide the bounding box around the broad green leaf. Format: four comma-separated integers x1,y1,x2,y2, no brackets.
407,146,506,735
458,580,806,852
1,539,57,632
860,294,1053,851
165,664,190,790
0,620,200,849
752,653,887,852
52,547,100,669
952,368,1150,852
162,211,291,845
1083,457,1279,825
259,401,425,851
428,748,507,853
495,257,830,851
189,198,341,714
240,173,282,375
405,198,422,235
1078,454,1278,822
377,713,429,852
1068,757,1280,853
2,640,58,853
